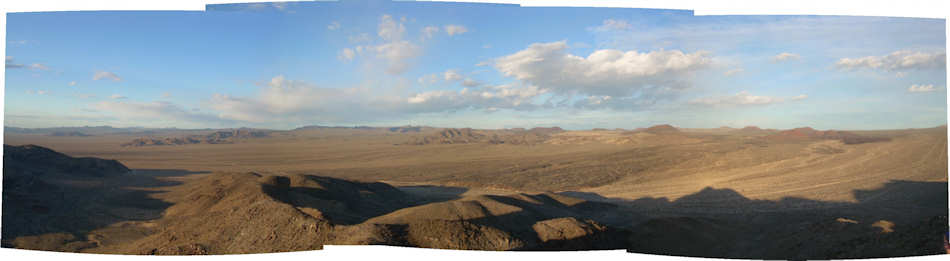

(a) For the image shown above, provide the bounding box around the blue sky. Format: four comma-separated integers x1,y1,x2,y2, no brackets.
4,0,947,130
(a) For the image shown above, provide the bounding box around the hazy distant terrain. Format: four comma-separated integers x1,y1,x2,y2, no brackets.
2,125,947,258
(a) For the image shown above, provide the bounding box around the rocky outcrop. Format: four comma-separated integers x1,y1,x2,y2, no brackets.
122,129,271,147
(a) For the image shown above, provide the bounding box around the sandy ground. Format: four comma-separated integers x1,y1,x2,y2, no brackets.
6,127,945,204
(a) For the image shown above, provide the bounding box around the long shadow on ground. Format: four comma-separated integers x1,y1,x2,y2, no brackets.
559,180,948,259
2,159,208,251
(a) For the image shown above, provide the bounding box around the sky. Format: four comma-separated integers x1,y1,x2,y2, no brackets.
3,0,947,130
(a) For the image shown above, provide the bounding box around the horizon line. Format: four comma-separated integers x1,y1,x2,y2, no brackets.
4,123,948,132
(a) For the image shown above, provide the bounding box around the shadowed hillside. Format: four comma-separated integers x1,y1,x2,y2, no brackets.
1,144,204,252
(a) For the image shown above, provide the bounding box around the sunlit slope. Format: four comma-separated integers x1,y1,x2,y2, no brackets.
587,127,947,203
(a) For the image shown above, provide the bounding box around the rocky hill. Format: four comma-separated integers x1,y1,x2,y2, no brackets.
3,144,129,177
740,126,763,131
2,144,136,251
642,124,680,135
406,127,564,145
765,127,890,144
122,129,271,147
89,172,624,253
49,131,91,137
388,126,423,133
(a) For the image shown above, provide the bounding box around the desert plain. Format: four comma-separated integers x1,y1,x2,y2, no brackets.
2,124,948,258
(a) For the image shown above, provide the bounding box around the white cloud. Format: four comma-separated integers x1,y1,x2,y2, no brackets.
462,78,481,87
585,95,612,105
405,84,546,112
69,81,77,87
420,69,482,87
110,94,128,99
443,25,468,36
908,84,937,93
588,19,633,32
95,100,225,124
327,21,341,31
374,40,421,74
378,14,406,41
443,69,463,81
339,48,356,61
494,41,712,99
93,71,122,81
772,52,801,62
422,26,440,39
208,75,549,124
836,50,946,71
208,75,388,123
77,93,96,99
689,91,808,107
348,33,370,43
417,74,439,85
27,90,49,95
28,63,49,71
343,15,422,74
724,68,744,76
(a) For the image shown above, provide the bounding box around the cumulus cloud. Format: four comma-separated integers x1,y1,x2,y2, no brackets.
494,41,712,99
908,84,938,93
772,52,801,62
405,84,546,112
93,71,122,81
110,94,127,99
836,50,946,71
689,91,808,107
69,81,77,87
443,25,468,36
343,14,422,74
588,19,633,32
327,21,341,31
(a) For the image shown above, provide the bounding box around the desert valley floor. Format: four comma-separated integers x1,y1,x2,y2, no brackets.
2,125,948,258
